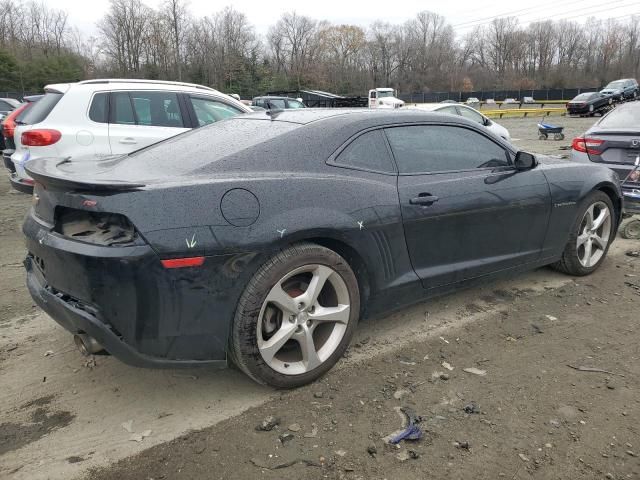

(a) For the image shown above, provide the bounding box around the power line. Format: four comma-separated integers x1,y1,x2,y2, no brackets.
451,1,563,27
521,0,640,25
451,0,607,29
452,0,634,32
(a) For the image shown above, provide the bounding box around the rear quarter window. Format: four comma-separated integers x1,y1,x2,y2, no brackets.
20,92,63,124
334,130,395,173
88,92,109,123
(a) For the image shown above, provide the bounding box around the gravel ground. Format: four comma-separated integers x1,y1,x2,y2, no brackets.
496,116,595,156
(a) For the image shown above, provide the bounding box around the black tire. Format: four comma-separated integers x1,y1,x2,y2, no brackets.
229,242,360,388
551,191,615,276
621,219,640,240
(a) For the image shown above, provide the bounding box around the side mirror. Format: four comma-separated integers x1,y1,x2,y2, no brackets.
483,117,491,126
514,151,537,170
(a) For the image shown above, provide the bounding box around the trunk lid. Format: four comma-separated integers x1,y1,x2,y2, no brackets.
586,130,640,183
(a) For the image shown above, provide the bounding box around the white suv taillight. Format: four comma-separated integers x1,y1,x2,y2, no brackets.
22,129,61,147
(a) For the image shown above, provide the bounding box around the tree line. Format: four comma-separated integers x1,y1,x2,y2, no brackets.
0,0,638,97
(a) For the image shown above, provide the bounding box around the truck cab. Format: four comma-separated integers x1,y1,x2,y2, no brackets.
368,88,404,109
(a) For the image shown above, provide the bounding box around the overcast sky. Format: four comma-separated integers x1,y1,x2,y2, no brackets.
57,0,639,37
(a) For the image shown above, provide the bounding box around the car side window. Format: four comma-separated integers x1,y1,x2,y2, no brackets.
267,99,286,109
287,99,305,109
0,100,11,110
385,125,510,174
112,92,135,125
334,130,395,173
190,97,243,126
89,92,109,123
130,91,184,127
459,107,484,125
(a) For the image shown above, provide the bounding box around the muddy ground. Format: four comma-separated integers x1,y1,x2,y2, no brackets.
1,116,638,480
88,244,640,480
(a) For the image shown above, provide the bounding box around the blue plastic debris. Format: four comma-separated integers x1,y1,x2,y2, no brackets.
389,407,423,444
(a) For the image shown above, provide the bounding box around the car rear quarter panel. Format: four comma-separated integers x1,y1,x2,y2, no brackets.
44,168,414,353
132,170,416,307
539,160,621,259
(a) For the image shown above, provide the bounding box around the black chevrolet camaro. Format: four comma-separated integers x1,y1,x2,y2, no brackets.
24,110,622,387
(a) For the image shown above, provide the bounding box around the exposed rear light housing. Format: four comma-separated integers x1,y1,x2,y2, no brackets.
55,207,137,246
571,137,604,155
22,129,61,147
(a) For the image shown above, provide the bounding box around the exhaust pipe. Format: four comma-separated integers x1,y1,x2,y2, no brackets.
73,334,105,356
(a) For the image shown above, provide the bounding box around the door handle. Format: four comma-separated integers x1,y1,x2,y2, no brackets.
119,137,137,145
410,194,439,206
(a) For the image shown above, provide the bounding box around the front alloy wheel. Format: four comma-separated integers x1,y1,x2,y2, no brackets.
552,191,615,276
576,201,611,268
229,243,360,388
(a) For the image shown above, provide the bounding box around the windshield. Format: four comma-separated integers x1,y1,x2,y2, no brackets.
597,104,640,129
377,91,395,98
287,100,305,109
573,93,595,101
605,81,625,89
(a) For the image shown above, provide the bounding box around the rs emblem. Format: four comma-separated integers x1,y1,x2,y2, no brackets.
632,139,640,148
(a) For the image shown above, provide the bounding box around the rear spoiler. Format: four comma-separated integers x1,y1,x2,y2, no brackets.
25,158,145,191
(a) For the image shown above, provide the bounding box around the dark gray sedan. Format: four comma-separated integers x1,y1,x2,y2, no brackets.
23,109,622,387
571,102,640,215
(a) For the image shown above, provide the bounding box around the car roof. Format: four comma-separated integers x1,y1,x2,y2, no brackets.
45,79,223,95
235,107,483,128
89,107,512,184
408,103,448,111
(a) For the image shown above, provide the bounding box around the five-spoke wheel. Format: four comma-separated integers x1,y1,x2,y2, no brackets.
576,201,612,268
258,264,351,375
553,191,615,276
229,243,359,388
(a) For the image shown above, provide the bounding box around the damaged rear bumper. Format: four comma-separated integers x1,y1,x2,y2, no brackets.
26,256,225,368
22,210,251,369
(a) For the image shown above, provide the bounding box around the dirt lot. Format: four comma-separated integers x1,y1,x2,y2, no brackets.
1,115,638,480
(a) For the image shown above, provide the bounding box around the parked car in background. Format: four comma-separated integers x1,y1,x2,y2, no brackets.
0,97,21,116
8,79,252,193
523,96,535,104
411,103,511,140
23,109,621,387
1,95,43,175
600,79,639,101
252,96,306,109
571,101,640,214
465,97,480,104
503,98,518,104
566,92,612,116
439,99,458,104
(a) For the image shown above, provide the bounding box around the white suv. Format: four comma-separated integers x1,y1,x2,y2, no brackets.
9,79,252,193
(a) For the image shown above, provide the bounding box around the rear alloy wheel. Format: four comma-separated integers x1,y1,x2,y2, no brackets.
552,191,615,275
229,243,359,388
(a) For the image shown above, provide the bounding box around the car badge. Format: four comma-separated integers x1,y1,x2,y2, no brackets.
82,199,97,207
632,139,640,148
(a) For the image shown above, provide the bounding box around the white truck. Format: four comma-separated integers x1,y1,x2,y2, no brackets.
368,88,404,109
